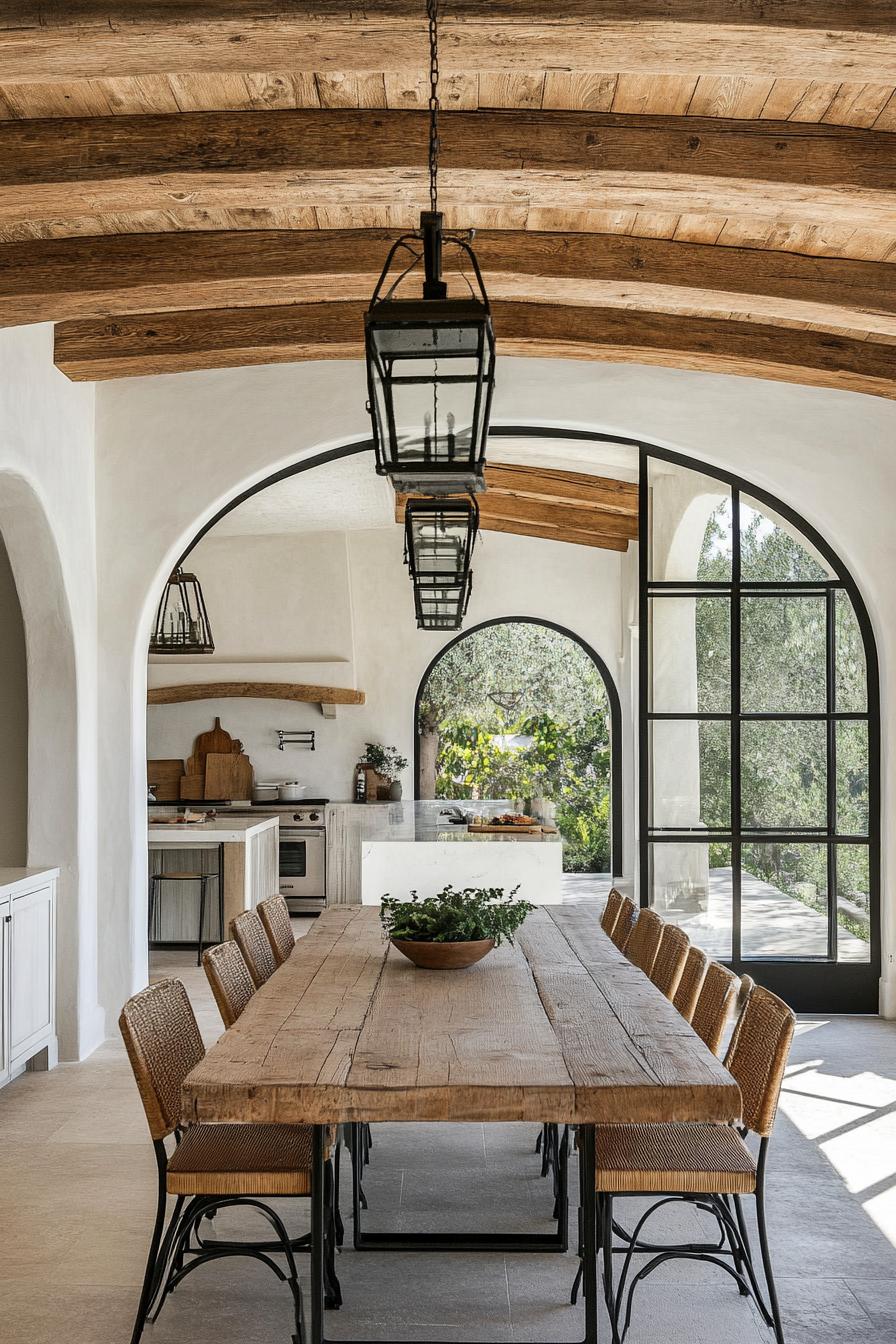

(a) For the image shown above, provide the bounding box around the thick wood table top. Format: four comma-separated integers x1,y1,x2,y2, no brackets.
181,904,741,1127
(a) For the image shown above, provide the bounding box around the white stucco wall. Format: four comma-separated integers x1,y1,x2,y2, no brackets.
0,533,27,865
94,356,896,1028
147,524,625,807
0,324,101,1060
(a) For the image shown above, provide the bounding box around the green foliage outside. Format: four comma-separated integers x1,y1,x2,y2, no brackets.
380,885,534,945
418,624,612,872
694,498,870,945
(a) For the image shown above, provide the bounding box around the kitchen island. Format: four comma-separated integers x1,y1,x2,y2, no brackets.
326,801,563,906
148,815,279,945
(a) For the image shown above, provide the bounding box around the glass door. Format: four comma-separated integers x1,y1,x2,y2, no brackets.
639,449,879,1012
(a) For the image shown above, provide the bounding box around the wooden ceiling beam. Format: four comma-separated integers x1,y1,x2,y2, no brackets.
471,516,630,553
3,229,896,333
484,463,639,516
394,493,631,552
2,110,895,232
396,491,638,540
2,5,894,84
53,296,896,399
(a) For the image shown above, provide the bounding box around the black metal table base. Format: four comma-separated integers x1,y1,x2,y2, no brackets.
310,1123,599,1344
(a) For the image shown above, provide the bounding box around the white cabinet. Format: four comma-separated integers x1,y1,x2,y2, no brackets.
0,869,58,1087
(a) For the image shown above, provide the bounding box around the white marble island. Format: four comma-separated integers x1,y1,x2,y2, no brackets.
326,801,563,906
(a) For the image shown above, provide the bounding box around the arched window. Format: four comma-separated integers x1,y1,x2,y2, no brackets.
640,448,878,1011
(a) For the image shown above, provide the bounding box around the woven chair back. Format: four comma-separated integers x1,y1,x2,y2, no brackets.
649,923,690,1000
691,960,739,1055
610,895,638,951
119,978,204,1141
725,984,795,1137
230,908,278,988
672,945,708,1022
600,888,624,937
258,893,296,967
727,973,756,1057
203,940,255,1029
625,908,664,975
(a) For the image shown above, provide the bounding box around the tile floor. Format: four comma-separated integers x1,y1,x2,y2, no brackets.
1,929,896,1344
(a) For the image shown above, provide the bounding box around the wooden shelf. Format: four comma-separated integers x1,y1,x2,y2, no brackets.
147,681,365,713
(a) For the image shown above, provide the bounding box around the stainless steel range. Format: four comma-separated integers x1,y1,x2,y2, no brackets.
225,799,328,914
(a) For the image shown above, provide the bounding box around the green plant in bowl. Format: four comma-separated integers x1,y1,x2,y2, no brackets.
381,884,533,968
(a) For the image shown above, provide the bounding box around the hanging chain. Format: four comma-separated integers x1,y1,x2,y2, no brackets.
427,0,440,214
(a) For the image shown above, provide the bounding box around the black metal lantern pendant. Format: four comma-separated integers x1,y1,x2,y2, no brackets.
149,566,215,654
364,0,495,495
404,496,478,630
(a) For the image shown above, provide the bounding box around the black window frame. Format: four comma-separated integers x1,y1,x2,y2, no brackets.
638,443,880,1011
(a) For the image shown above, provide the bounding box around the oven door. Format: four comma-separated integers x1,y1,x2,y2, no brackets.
279,827,326,909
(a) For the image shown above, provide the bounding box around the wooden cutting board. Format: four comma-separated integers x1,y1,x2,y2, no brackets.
191,717,236,772
180,773,206,800
147,759,185,801
204,751,254,801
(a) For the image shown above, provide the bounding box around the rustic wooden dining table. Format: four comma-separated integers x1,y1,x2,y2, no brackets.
182,903,741,1344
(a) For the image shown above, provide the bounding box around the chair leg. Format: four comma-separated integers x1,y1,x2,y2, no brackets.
129,1148,168,1344
755,1183,786,1344
197,877,207,966
601,1195,622,1344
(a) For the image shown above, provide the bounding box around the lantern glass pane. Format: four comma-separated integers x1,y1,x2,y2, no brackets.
367,308,494,481
407,502,476,587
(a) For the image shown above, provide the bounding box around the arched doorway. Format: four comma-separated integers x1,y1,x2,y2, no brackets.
414,617,623,878
0,472,88,1059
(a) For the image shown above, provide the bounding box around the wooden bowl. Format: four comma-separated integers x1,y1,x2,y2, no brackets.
390,937,495,969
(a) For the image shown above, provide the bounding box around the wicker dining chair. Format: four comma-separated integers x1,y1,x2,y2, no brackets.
259,893,297,967
648,923,690,1001
600,889,625,938
119,978,341,1344
624,908,664,976
610,895,638,952
727,974,756,1060
203,940,255,1029
581,986,795,1344
230,907,278,988
691,960,740,1055
672,945,709,1023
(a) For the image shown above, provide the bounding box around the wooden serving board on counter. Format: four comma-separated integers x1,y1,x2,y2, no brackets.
467,822,544,834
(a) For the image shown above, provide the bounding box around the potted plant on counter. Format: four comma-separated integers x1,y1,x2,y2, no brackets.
364,742,409,800
381,884,533,969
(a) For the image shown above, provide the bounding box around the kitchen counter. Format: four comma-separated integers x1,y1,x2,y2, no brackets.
148,816,279,945
148,816,279,844
350,800,561,844
326,801,563,907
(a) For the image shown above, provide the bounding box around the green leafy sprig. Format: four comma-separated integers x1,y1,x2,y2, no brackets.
380,885,533,945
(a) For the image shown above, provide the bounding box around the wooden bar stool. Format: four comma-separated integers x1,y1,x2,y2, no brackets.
148,870,221,966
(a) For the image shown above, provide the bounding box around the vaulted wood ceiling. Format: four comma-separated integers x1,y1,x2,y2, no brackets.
1,2,894,395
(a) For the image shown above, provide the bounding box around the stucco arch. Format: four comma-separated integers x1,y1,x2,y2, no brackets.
0,472,92,1060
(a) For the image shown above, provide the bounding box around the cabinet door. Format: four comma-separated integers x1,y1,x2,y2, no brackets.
9,884,54,1065
0,899,9,1085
